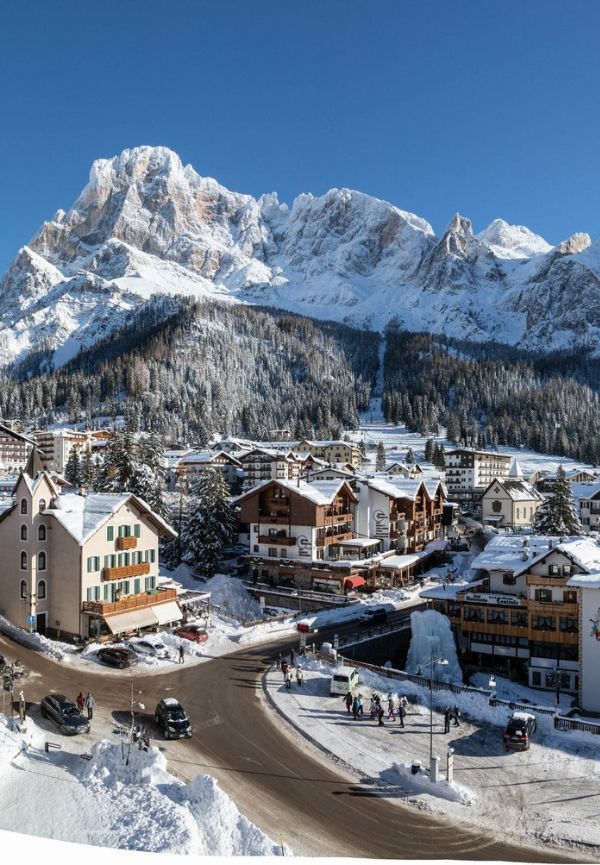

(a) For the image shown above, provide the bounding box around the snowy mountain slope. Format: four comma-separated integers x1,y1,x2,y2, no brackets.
2,144,600,368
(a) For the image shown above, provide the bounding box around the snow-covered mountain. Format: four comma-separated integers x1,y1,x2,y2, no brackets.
2,144,599,369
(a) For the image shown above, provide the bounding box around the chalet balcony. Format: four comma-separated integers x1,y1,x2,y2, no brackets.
82,587,178,616
116,536,137,550
258,512,291,524
316,532,353,547
324,512,353,525
258,535,296,545
102,563,150,582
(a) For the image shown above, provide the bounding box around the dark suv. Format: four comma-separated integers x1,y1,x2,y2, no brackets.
155,698,192,740
97,646,138,669
503,711,536,751
40,694,91,735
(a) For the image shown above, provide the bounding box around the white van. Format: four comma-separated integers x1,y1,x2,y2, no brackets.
329,665,360,696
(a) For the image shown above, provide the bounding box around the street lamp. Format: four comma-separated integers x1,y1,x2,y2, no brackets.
423,651,448,762
548,664,561,715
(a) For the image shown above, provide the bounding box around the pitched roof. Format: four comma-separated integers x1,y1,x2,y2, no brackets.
24,447,45,478
46,492,177,545
482,477,544,502
233,477,357,506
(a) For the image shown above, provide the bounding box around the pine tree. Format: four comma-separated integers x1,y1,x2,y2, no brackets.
376,441,386,471
64,448,82,486
181,468,237,576
405,447,416,466
81,447,95,488
424,438,434,462
533,466,582,536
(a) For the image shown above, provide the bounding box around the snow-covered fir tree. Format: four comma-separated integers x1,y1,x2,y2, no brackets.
375,441,386,472
405,447,415,465
180,468,237,576
64,448,81,486
533,466,582,536
424,438,435,462
81,447,95,489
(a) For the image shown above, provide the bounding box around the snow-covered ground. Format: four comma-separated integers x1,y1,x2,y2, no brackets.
0,714,287,855
264,657,600,856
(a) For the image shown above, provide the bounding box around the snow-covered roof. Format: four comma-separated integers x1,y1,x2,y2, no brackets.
363,477,421,501
335,538,380,548
378,554,421,569
473,534,600,576
489,479,544,502
571,482,600,501
178,449,241,466
46,492,176,544
420,579,484,600
234,477,356,506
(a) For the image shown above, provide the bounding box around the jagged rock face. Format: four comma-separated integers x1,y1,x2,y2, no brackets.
2,144,600,369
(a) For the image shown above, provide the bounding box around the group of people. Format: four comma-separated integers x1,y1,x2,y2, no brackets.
76,691,96,719
276,652,304,690
344,691,409,726
443,705,460,733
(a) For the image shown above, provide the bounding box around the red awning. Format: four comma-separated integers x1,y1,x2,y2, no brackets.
344,576,365,589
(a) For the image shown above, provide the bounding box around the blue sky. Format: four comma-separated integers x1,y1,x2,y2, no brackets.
1,0,599,271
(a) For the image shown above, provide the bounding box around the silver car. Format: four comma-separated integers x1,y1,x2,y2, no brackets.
129,639,171,659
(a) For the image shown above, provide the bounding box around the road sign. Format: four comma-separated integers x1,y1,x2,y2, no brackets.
27,615,35,624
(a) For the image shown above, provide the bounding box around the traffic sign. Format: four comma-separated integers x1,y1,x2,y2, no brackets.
27,615,36,624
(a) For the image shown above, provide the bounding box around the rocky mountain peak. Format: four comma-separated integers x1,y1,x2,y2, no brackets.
555,232,592,256
477,218,552,259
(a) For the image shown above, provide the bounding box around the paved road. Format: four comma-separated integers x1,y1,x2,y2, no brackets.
0,633,580,860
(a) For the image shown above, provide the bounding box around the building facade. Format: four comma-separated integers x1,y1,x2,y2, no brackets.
445,449,512,510
0,424,35,472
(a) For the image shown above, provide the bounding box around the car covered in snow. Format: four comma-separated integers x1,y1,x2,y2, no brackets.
174,624,209,643
358,607,388,626
154,698,192,740
128,639,171,660
96,646,139,669
502,711,536,751
40,694,91,735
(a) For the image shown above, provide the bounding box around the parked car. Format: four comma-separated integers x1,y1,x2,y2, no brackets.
503,711,536,751
359,607,388,626
174,624,209,643
97,646,139,669
154,698,192,740
297,620,319,633
40,694,91,735
128,640,171,660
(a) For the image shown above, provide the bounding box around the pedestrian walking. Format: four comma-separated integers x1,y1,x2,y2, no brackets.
352,695,362,720
296,666,304,686
76,692,85,713
387,694,396,721
399,695,408,728
85,692,95,720
276,652,282,670
377,705,385,727
344,692,353,714
290,649,295,668
444,707,451,734
281,660,289,676
452,705,461,727
285,669,292,690
178,645,185,664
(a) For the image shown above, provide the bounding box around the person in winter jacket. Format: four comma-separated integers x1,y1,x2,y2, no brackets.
285,669,292,690
377,704,385,727
387,694,396,721
276,653,282,670
296,666,304,686
85,692,96,720
344,691,353,714
452,706,460,727
398,695,408,728
76,692,85,713
281,660,289,676
352,695,362,720
444,707,452,734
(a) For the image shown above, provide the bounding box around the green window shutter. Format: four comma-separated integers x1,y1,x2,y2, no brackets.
107,526,114,541
87,557,92,573
124,553,130,566
86,587,93,602
134,523,141,538
94,586,100,601
134,578,140,594
103,584,110,601
150,549,156,564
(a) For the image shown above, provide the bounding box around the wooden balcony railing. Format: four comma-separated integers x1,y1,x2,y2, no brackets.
324,512,353,525
102,562,150,582
82,587,178,616
116,536,137,550
258,535,297,546
316,532,353,547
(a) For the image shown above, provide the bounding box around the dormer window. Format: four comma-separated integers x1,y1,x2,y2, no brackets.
20,498,28,515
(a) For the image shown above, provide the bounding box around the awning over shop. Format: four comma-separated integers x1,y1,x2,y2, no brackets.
104,607,158,634
343,576,366,589
153,600,183,626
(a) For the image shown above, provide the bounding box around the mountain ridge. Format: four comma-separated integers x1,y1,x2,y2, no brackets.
2,144,599,369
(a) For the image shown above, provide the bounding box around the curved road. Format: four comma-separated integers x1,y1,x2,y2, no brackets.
0,633,580,861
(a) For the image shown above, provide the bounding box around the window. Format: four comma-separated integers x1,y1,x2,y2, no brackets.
149,549,155,564
535,589,552,603
133,578,141,594
37,579,46,599
87,556,100,573
487,609,508,625
38,551,46,571
20,524,27,541
20,498,27,515
118,524,131,538
20,551,27,570
106,526,114,542
280,548,287,558
464,607,484,622
20,579,27,599
268,548,277,558
38,499,46,513
134,523,141,538
123,553,130,567
549,564,559,575
253,545,259,553
531,615,556,631
511,611,528,627
560,617,578,634
531,671,542,687
269,528,277,538
563,590,577,604
562,565,572,576
38,525,46,541
502,572,516,585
